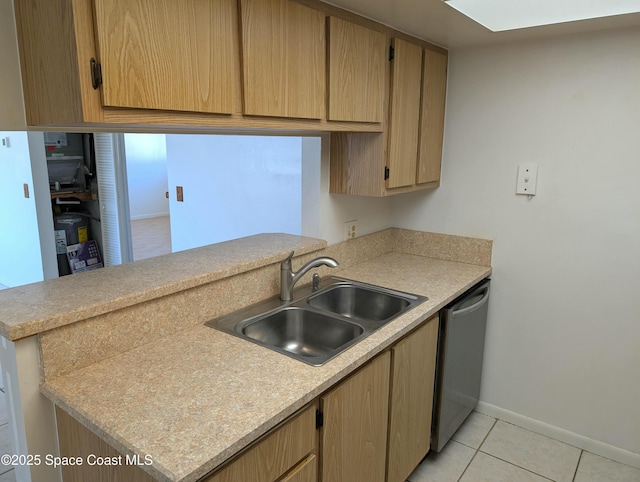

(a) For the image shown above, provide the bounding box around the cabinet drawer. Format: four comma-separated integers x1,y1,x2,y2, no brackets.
280,454,317,482
205,403,317,482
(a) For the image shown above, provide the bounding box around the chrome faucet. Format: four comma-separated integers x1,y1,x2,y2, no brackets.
280,251,339,301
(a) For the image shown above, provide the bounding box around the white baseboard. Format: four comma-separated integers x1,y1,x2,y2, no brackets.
475,401,640,470
129,213,170,221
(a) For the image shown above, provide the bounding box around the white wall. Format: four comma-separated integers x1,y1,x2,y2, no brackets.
0,132,56,286
28,133,58,281
393,28,640,458
163,133,393,251
302,135,395,244
165,135,304,252
124,133,170,220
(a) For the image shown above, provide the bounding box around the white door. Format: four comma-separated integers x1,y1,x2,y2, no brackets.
93,133,133,265
165,134,303,252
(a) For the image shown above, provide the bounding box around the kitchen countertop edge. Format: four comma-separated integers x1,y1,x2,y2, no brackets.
40,254,492,482
0,233,327,341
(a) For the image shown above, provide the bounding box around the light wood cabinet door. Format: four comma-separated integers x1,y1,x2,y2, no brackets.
206,404,317,482
240,0,325,119
386,38,423,189
387,315,439,482
320,352,391,482
417,49,448,185
327,17,387,122
330,44,447,196
94,0,237,114
56,407,158,482
280,454,317,482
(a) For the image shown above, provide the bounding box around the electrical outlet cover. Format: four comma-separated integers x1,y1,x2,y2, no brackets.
344,220,358,240
516,164,538,195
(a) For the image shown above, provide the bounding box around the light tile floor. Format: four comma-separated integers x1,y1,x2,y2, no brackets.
409,412,640,482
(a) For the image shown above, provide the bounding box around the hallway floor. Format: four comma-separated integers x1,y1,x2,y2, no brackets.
130,216,171,261
410,411,640,482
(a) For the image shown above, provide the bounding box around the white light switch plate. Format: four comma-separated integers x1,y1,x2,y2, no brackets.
516,164,538,195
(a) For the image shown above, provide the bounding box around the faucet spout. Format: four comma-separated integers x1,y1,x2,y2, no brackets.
280,251,339,301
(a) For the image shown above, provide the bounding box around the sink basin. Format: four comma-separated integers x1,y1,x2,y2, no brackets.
240,307,364,362
205,277,427,366
307,284,411,322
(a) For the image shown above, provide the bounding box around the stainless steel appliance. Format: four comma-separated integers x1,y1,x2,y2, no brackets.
431,278,491,452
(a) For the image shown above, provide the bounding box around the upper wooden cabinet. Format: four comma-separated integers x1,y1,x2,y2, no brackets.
240,0,325,119
417,49,448,185
327,17,387,123
13,0,389,131
14,0,445,175
94,0,237,114
387,38,423,189
330,40,448,197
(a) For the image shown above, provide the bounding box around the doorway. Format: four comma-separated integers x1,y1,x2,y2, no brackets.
120,133,306,262
123,133,171,260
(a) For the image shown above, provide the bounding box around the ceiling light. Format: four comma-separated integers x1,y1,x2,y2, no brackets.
443,0,640,32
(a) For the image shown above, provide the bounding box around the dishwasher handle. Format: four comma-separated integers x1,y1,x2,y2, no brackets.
449,282,490,318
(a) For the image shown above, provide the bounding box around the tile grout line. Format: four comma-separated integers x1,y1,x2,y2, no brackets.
456,417,498,481
478,417,498,448
459,416,574,482
499,419,584,451
571,450,584,482
477,419,581,482
0,467,14,477
456,448,480,482
416,412,637,482
478,452,557,481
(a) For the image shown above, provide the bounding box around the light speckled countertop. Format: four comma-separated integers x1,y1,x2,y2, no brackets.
41,252,491,482
0,234,325,341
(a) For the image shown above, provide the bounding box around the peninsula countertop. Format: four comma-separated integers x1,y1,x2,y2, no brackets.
41,251,492,482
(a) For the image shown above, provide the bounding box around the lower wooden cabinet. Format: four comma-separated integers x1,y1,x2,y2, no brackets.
54,316,439,482
55,403,318,482
56,407,157,482
320,351,391,482
205,403,318,482
280,454,317,482
387,315,439,482
318,316,439,482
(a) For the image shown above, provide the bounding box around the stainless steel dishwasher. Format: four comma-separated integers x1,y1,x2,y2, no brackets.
431,278,491,452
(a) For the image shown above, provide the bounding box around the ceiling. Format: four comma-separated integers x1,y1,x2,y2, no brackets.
323,0,640,49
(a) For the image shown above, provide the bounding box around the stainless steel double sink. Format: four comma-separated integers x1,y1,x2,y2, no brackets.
205,277,427,366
